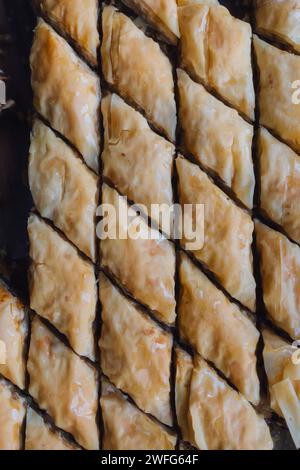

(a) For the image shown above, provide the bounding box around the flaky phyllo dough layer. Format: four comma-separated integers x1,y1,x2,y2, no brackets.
6,0,299,452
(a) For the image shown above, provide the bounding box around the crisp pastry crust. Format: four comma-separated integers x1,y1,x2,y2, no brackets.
176,157,256,311
121,0,179,44
175,348,194,444
175,352,273,450
0,379,26,450
29,119,98,261
255,221,300,339
100,184,176,325
178,3,255,120
99,273,172,426
0,284,27,389
259,127,300,245
179,253,260,404
254,35,300,153
35,0,100,65
28,317,99,450
101,379,176,450
25,408,79,450
255,0,300,53
28,214,97,360
177,69,255,208
262,329,300,416
102,93,174,232
101,6,176,142
30,19,101,173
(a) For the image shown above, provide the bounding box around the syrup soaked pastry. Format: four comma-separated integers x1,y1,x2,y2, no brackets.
176,157,256,311
179,254,260,404
175,352,273,450
259,127,300,245
34,0,100,65
121,0,179,44
30,19,101,173
28,317,99,450
29,119,98,261
255,0,300,53
100,184,176,325
28,214,97,360
0,284,27,389
254,36,300,153
262,329,300,449
99,274,172,426
101,379,176,450
25,407,79,450
175,348,194,444
177,69,254,208
178,2,255,120
102,94,174,232
101,6,176,142
256,221,300,339
0,379,26,450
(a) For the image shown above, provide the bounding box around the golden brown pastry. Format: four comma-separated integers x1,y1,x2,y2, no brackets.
175,352,273,450
178,3,255,120
30,19,101,173
0,284,27,389
102,93,174,232
99,273,172,426
262,329,300,449
35,0,100,65
259,127,300,245
254,35,300,153
29,119,98,261
100,184,176,325
256,221,300,339
25,408,79,450
0,379,26,450
28,317,99,450
175,348,194,444
255,0,300,53
101,379,176,450
121,0,179,44
177,69,254,208
101,6,176,142
176,157,256,311
179,253,260,404
28,214,97,360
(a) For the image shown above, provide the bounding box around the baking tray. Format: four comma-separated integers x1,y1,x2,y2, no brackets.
0,0,296,450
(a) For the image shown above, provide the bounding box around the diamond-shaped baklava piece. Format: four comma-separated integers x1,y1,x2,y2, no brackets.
179,253,260,404
102,93,174,232
176,157,256,311
256,221,300,340
101,6,176,142
99,273,172,426
101,379,176,450
259,127,300,245
121,0,179,44
178,3,255,120
175,351,273,450
254,36,300,153
34,0,100,66
29,119,98,261
100,184,176,325
28,214,97,360
30,19,101,173
0,284,27,389
262,329,300,449
28,317,99,449
25,408,79,450
0,379,26,450
177,69,254,208
255,0,300,53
